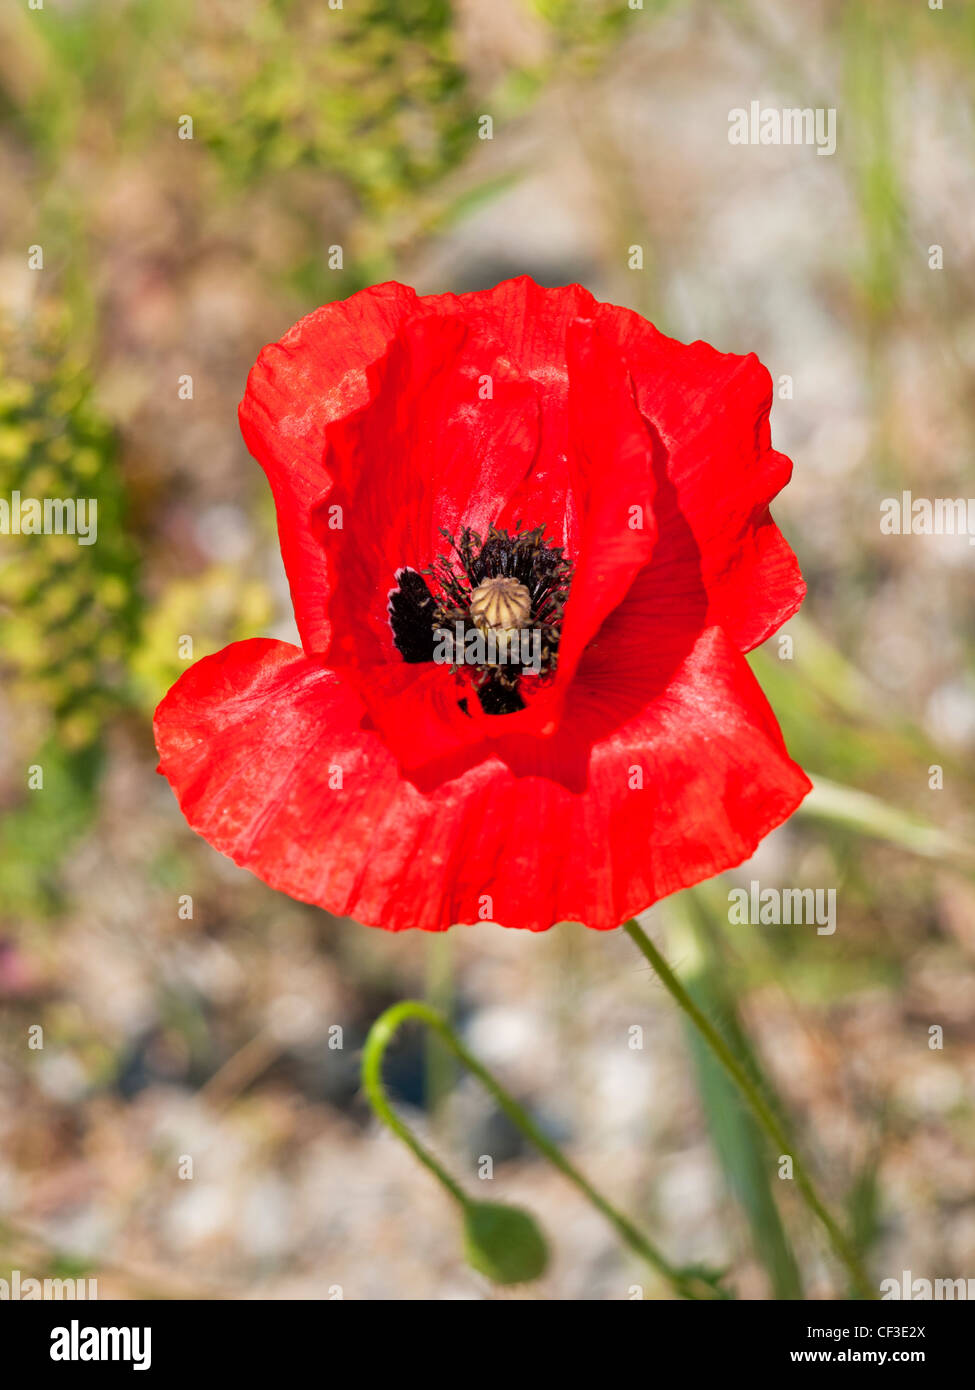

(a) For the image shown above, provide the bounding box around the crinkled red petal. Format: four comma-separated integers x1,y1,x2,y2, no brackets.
154,635,811,933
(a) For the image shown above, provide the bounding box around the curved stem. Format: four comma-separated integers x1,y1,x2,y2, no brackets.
361,1001,467,1207
623,918,875,1300
362,998,725,1299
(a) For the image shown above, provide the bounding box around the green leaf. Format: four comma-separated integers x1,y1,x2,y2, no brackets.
800,777,972,867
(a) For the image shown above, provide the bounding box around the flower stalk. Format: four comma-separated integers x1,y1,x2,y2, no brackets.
623,918,875,1300
362,999,728,1298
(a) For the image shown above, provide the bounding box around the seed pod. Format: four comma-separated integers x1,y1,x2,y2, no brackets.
469,576,532,634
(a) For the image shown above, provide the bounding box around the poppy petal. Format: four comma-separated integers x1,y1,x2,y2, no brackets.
238,281,426,655
314,311,542,675
425,275,598,382
551,317,659,688
596,302,805,650
154,631,810,933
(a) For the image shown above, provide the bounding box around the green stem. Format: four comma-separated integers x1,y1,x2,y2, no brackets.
623,919,875,1300
424,933,455,1123
361,1002,467,1206
362,998,725,1299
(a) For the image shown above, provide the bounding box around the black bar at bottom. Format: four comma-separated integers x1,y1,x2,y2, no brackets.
0,1296,965,1375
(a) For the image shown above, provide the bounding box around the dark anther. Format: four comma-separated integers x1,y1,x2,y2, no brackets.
476,675,527,715
388,568,437,663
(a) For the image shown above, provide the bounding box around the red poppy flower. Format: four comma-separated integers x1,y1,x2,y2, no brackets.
154,276,810,932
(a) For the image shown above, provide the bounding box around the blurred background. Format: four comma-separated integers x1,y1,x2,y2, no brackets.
1,0,974,1300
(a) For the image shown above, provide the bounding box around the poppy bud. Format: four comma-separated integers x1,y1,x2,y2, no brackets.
462,1200,549,1285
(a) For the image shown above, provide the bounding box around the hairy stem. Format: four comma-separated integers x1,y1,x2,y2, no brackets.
623,918,874,1300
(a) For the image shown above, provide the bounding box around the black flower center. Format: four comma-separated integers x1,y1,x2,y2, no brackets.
388,524,572,716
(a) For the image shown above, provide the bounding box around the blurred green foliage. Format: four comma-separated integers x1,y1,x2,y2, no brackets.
0,319,140,753
0,315,141,916
196,0,475,201
130,569,273,717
